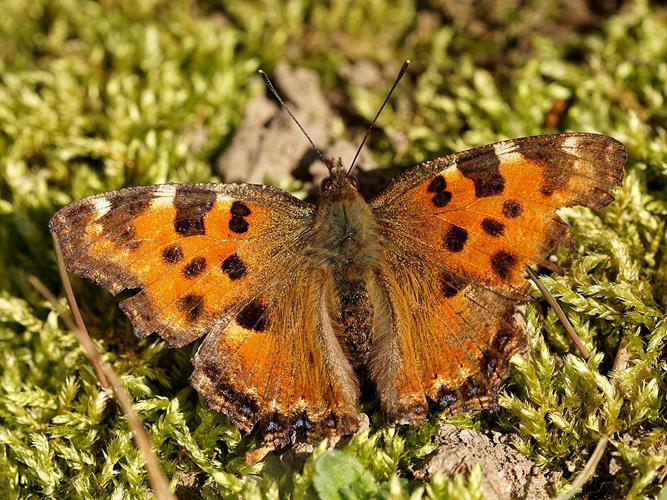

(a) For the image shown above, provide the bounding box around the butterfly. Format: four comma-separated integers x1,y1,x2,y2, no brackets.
48,66,626,454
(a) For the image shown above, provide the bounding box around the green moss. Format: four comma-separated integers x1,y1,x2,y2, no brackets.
1,0,665,497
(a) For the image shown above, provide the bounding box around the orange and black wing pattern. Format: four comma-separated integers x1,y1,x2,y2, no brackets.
369,133,626,422
50,183,310,346
49,183,360,443
191,269,360,446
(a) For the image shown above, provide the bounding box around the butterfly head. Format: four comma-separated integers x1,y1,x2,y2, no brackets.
320,157,359,196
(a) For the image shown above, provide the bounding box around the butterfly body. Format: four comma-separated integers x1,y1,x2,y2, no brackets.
50,132,626,451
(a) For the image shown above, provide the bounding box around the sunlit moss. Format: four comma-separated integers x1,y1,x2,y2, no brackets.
0,0,665,497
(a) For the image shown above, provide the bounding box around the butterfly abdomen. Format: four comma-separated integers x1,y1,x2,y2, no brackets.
333,277,374,367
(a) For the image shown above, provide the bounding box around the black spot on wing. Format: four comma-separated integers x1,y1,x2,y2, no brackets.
162,244,183,264
481,218,505,237
427,174,452,207
231,201,251,217
229,216,249,233
444,225,468,252
432,191,452,207
427,175,446,193
178,293,204,322
236,299,268,331
183,257,206,279
491,251,517,279
229,201,251,234
457,145,505,197
174,186,215,236
502,200,522,218
221,253,247,280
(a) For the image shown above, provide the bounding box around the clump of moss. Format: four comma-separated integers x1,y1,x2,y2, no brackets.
0,0,665,498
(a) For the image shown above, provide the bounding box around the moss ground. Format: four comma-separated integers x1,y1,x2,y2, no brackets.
0,0,665,498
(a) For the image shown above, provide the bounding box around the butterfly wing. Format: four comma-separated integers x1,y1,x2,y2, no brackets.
368,133,626,422
50,183,360,442
191,268,360,445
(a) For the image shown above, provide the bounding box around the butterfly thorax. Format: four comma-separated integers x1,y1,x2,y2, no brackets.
310,170,382,280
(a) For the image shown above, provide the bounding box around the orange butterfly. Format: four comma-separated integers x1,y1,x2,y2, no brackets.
49,64,626,454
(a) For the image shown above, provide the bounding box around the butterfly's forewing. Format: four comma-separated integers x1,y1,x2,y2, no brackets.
50,183,360,442
50,184,308,345
369,133,626,422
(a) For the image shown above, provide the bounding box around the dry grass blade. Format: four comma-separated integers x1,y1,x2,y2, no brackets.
28,235,111,387
24,236,177,500
540,274,632,500
554,436,609,500
526,266,603,499
526,266,591,360
27,275,110,387
549,329,632,500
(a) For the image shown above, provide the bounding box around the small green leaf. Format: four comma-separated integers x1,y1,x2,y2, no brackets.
313,450,379,500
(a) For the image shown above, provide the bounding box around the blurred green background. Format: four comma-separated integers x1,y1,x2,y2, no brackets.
0,0,665,498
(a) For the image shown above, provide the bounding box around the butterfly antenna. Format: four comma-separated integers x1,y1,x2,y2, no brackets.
258,69,333,173
347,59,410,176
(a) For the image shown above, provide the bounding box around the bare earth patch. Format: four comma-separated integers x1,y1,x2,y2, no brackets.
416,424,560,499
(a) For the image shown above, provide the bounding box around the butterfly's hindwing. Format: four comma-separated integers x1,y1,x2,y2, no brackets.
190,270,361,445
368,261,526,423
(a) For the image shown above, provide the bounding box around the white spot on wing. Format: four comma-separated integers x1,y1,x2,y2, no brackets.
216,192,233,202
152,184,177,206
494,141,521,163
562,135,580,151
92,197,111,217
562,135,582,169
